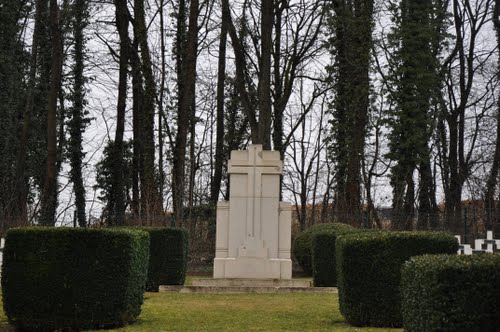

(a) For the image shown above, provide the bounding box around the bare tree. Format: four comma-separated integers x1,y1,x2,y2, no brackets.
439,0,495,232
211,1,229,204
172,0,200,225
484,0,500,234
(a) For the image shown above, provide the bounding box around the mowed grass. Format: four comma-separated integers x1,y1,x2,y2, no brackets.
97,292,402,332
0,292,403,332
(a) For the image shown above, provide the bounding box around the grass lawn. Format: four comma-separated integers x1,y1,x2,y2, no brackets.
0,292,403,331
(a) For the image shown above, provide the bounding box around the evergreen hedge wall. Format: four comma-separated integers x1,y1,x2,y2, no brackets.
401,254,500,332
1,227,149,331
293,223,354,275
311,227,366,286
336,231,458,328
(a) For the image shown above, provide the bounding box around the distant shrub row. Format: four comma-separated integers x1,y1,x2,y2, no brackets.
293,223,356,276
311,226,369,287
296,224,500,331
1,226,188,331
336,231,457,327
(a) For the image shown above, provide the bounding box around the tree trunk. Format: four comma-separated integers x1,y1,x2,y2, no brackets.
210,2,229,205
158,0,167,210
134,0,162,223
391,162,416,230
257,0,273,149
130,35,143,219
40,0,62,226
68,0,88,227
418,153,438,229
14,0,45,226
330,0,374,226
272,4,283,155
173,0,199,226
485,0,500,234
111,0,129,226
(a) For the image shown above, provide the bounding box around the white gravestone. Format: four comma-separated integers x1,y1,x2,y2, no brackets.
455,231,500,255
214,145,292,279
474,231,500,253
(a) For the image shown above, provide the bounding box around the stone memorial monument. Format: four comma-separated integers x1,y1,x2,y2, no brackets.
213,145,292,279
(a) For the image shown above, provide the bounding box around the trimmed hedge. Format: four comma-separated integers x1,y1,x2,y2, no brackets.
1,227,149,331
140,227,189,291
293,223,354,275
311,228,366,286
336,231,458,328
402,254,500,332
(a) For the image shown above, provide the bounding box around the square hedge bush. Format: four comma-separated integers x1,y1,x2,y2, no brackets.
401,254,500,332
1,227,149,331
139,227,189,291
336,231,458,328
311,228,368,287
293,223,355,276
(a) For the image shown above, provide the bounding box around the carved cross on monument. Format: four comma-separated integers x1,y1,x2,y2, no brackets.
228,145,282,240
214,145,292,279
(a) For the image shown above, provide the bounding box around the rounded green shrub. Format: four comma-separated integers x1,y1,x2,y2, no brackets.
293,223,354,275
2,227,150,331
120,227,189,290
336,231,458,328
401,254,500,332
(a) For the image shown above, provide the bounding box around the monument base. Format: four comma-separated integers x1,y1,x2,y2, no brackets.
192,277,308,288
213,257,292,279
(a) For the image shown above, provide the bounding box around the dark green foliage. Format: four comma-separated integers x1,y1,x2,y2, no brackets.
336,231,458,327
140,227,189,291
312,228,365,287
29,0,52,197
95,140,133,224
312,233,337,287
1,227,149,331
401,254,500,332
67,0,91,227
325,0,375,225
386,0,446,228
293,223,354,275
0,0,30,226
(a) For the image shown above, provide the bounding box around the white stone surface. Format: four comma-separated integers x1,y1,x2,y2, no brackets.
474,231,500,253
456,231,500,255
192,278,310,287
214,145,292,279
455,235,472,255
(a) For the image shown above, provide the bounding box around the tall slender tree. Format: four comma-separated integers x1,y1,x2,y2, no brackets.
130,34,143,218
485,0,500,234
172,0,200,225
68,0,90,227
40,0,63,226
438,0,493,233
134,0,163,222
109,0,130,225
0,0,30,230
327,0,375,226
158,0,167,208
210,2,229,204
387,0,443,230
258,0,273,149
